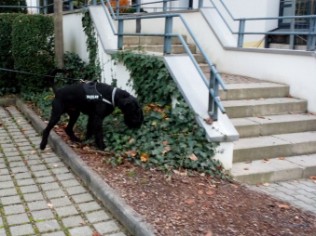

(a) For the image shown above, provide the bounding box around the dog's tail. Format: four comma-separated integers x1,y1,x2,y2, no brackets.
46,68,65,94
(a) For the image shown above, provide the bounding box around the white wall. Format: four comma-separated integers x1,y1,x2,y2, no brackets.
179,11,316,112
63,12,89,63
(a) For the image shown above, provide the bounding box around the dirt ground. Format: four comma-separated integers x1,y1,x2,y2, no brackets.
54,126,316,236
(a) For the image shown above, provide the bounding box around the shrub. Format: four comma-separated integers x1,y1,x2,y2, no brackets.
12,14,54,93
0,13,22,95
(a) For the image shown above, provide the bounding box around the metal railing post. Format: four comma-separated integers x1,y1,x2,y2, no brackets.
69,0,73,11
164,16,173,54
43,0,47,14
136,0,141,12
116,0,120,17
307,17,316,51
208,69,219,121
118,19,124,50
289,17,295,49
163,0,167,12
198,0,204,9
237,19,245,48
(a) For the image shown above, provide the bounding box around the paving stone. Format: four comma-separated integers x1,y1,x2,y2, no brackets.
16,178,36,187
29,164,47,172
55,173,76,181
68,226,93,236
71,193,94,204
0,174,12,182
0,188,18,197
33,170,52,178
62,215,86,228
51,167,70,175
0,181,14,189
28,200,50,211
4,204,25,215
14,172,32,180
36,219,61,233
94,220,120,234
78,202,101,213
23,192,45,202
66,186,87,196
6,213,30,225
45,189,67,199
31,209,54,221
36,176,56,184
9,223,34,236
40,182,60,191
0,195,21,205
108,233,127,236
49,197,72,208
86,210,111,223
60,179,81,188
20,185,40,194
42,231,66,236
55,205,79,217
0,168,9,175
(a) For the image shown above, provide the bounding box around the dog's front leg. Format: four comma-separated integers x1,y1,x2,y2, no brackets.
40,100,63,150
65,110,81,142
93,115,106,150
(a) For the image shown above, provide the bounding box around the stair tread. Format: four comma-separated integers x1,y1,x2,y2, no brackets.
222,97,306,107
234,131,316,149
231,154,316,184
224,82,288,90
231,113,316,127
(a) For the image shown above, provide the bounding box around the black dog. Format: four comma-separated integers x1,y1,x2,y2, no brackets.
40,72,143,150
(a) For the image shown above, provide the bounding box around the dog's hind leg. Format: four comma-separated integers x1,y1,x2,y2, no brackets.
40,100,63,150
65,110,81,142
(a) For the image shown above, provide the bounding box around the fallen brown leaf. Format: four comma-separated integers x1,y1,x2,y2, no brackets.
188,153,198,161
185,198,195,205
204,117,213,125
278,204,290,210
310,176,316,180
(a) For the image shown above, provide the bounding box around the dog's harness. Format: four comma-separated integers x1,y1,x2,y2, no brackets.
83,81,117,107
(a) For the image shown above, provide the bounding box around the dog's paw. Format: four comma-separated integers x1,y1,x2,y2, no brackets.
39,142,46,150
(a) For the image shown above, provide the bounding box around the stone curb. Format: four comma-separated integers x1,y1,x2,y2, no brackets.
2,97,156,236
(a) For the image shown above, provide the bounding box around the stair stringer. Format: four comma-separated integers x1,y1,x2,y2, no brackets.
164,55,239,170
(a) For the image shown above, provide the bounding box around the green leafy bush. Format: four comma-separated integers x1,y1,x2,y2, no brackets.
12,14,54,93
108,52,224,177
0,13,22,95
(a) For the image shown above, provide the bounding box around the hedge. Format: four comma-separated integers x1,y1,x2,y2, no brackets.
12,14,55,93
0,13,22,95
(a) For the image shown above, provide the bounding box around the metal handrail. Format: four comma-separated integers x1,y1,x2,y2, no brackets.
207,0,316,50
99,0,226,120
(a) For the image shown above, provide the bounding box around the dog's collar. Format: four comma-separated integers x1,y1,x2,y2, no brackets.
102,87,117,107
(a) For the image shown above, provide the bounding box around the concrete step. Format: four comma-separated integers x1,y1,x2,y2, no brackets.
233,131,316,163
222,97,307,118
219,82,290,100
124,44,197,54
123,35,184,45
232,113,316,138
269,43,307,50
231,154,316,184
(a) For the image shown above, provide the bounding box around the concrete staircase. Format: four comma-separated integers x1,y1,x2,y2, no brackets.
221,75,316,184
123,35,316,185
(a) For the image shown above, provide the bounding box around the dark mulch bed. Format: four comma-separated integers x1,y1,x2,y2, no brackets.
55,126,316,236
